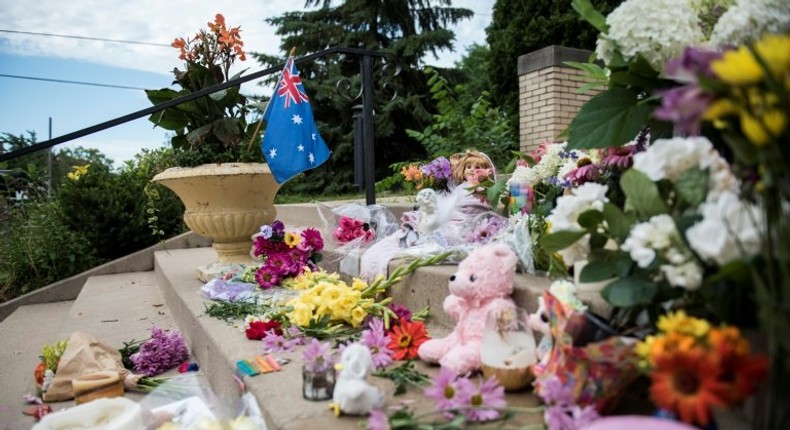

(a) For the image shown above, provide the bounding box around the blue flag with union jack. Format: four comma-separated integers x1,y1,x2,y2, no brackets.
261,55,331,184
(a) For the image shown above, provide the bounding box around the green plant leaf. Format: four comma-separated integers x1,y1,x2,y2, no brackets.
620,169,669,217
675,167,708,208
571,0,608,33
577,209,604,230
541,230,587,252
602,202,632,241
580,260,617,282
567,88,654,150
602,277,658,307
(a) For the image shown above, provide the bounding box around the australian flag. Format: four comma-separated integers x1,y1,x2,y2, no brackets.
261,55,331,184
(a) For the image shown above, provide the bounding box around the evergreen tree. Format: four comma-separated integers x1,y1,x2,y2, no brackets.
486,0,622,131
253,0,473,195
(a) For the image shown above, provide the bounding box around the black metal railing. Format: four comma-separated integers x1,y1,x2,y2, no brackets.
0,47,388,204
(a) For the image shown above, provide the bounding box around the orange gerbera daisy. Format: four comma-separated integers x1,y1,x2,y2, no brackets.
650,348,729,426
387,318,429,360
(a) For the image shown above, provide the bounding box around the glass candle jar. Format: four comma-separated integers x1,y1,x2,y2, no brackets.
302,365,336,401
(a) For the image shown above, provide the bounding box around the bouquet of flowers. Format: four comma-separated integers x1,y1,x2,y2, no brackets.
635,311,768,427
251,220,324,289
401,156,453,193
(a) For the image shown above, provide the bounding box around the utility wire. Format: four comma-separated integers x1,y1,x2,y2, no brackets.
0,73,151,91
0,29,171,47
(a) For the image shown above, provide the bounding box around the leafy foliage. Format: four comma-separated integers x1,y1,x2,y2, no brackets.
486,0,623,130
254,0,474,196
56,151,185,261
0,200,99,301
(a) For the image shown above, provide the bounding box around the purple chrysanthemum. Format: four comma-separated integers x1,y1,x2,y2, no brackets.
262,330,299,353
468,216,508,244
544,404,600,430
130,326,189,377
423,367,467,411
537,375,574,405
366,409,391,430
455,376,507,422
360,318,393,369
302,338,335,372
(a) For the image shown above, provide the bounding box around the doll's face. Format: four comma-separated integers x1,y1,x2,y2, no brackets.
464,161,488,181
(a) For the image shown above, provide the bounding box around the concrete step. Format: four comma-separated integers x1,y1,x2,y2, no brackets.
0,272,183,429
154,247,546,429
0,301,73,429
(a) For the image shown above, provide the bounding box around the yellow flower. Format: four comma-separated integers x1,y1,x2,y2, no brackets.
350,306,368,327
740,110,787,147
755,34,790,79
67,164,90,181
636,335,655,360
650,332,696,364
289,301,314,327
657,310,710,337
703,98,740,122
711,46,763,86
284,231,301,248
351,277,368,291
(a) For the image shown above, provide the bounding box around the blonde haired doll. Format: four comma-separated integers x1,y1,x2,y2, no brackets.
451,150,495,186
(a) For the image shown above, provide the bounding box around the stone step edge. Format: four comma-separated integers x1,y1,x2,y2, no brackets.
152,247,549,429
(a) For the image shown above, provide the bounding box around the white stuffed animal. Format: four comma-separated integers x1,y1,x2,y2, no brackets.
415,188,440,236
332,343,384,416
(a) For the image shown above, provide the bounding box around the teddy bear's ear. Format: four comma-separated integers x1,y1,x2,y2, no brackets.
488,243,517,269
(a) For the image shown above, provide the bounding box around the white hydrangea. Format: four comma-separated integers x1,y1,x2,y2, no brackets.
596,0,705,71
709,0,790,47
660,261,704,290
622,214,703,290
549,280,588,312
632,136,738,200
508,143,574,187
622,214,678,267
685,191,764,265
546,183,609,232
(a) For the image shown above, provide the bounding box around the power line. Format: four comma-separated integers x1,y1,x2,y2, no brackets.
0,73,151,91
0,29,171,48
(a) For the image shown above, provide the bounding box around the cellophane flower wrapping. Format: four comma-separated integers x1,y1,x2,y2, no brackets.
533,292,639,412
138,373,266,429
317,203,398,276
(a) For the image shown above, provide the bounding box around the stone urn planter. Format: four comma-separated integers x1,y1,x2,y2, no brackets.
152,163,280,280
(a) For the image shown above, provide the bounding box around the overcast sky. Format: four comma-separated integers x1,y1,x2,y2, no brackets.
0,0,494,166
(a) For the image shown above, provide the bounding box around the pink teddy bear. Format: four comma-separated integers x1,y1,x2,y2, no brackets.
418,243,518,375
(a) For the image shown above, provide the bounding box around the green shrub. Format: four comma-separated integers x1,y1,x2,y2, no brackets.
56,149,185,261
0,200,99,301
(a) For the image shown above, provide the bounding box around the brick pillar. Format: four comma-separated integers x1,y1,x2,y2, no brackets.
518,45,600,154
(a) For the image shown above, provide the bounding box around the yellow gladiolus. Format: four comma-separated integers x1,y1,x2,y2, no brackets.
703,98,739,122
351,278,367,291
740,110,787,146
711,46,763,86
755,33,790,79
350,306,367,327
289,302,314,327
